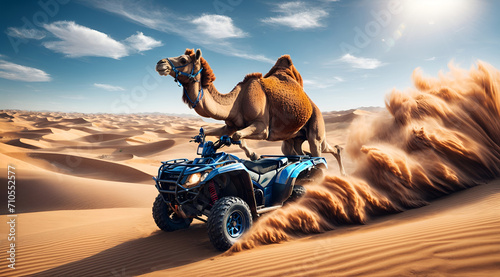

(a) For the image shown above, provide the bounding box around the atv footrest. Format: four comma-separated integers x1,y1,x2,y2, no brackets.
256,205,282,214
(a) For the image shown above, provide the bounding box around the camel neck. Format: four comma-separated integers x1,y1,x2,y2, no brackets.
186,82,237,120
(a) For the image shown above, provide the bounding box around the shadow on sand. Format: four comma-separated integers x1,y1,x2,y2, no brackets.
33,222,219,276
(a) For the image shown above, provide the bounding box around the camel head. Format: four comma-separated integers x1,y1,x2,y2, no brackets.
156,49,203,80
156,49,216,107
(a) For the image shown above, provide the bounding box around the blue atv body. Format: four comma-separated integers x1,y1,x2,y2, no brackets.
153,128,327,251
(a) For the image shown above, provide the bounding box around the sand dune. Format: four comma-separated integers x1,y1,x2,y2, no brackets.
0,62,499,276
22,152,152,183
77,133,131,143
0,168,157,213
3,138,41,149
116,139,175,157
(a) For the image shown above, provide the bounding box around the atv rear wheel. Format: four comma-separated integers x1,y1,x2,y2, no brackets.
286,185,306,203
152,194,192,232
207,196,252,251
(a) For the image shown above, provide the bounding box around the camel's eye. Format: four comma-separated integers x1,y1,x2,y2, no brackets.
180,57,187,64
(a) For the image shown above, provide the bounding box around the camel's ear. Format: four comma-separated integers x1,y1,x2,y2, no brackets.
195,49,202,61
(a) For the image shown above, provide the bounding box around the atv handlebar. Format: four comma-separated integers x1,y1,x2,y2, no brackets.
217,135,241,147
191,128,205,143
191,128,241,156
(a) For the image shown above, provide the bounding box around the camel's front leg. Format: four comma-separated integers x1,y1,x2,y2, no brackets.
232,121,268,141
204,125,237,137
239,139,258,161
231,122,268,161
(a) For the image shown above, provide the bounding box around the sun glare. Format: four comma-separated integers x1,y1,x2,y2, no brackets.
405,0,471,25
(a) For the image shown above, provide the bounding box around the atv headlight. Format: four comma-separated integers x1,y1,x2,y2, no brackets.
184,171,210,188
200,171,209,182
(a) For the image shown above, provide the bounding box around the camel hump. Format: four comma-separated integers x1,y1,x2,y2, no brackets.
264,55,303,87
274,55,293,68
236,72,263,87
243,72,263,82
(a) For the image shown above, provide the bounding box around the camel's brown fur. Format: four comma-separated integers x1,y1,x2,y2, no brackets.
260,56,311,139
156,49,345,175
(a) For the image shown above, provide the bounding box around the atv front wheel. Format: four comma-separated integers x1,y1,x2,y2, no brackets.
152,194,192,232
207,196,253,251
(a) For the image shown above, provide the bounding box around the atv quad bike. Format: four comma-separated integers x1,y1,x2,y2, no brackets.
153,128,326,251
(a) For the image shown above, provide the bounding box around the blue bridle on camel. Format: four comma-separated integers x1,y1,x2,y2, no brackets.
167,58,204,108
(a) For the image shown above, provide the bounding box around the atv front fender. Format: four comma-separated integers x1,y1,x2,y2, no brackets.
202,164,258,219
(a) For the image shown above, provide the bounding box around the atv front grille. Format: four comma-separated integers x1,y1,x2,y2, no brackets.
158,172,180,190
153,158,237,205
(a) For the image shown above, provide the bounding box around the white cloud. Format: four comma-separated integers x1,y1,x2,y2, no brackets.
262,1,329,29
231,52,274,64
0,59,51,82
192,14,247,39
43,21,128,59
6,27,46,40
425,56,436,61
94,83,125,91
83,0,272,63
124,31,162,52
338,54,385,69
82,0,178,33
41,21,161,59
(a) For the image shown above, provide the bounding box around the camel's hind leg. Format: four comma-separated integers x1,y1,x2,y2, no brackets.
305,103,347,176
281,139,295,156
321,140,346,176
308,136,346,176
282,136,306,156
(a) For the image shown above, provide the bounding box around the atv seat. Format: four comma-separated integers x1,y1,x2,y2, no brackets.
243,157,287,174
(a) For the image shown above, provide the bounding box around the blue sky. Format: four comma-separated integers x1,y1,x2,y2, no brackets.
1,0,499,114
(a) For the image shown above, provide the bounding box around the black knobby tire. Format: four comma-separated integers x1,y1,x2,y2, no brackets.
152,194,192,232
286,185,306,203
207,196,253,251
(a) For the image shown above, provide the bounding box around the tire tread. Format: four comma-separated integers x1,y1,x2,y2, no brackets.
207,196,252,251
152,194,192,232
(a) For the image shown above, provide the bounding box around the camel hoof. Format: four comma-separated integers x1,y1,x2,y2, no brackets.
250,153,259,161
334,145,344,154
232,132,242,141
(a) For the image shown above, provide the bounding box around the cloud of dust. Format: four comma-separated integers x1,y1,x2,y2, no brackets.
230,61,500,252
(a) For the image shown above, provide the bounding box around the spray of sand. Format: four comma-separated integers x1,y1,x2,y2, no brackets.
230,61,500,252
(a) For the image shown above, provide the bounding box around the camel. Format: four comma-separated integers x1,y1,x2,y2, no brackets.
156,49,346,176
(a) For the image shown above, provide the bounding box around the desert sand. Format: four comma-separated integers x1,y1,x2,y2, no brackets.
1,62,500,277
0,108,498,277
